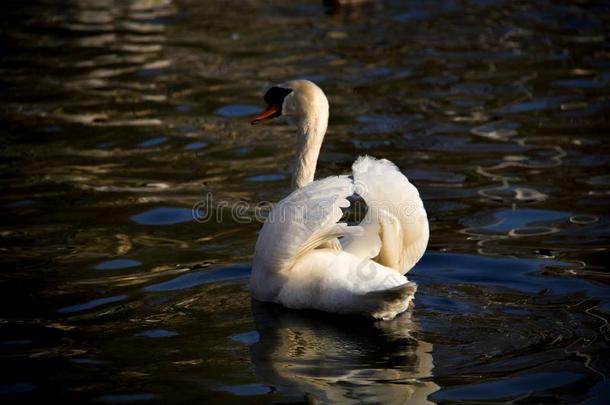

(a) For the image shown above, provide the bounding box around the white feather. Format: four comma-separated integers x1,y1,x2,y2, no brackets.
351,155,429,274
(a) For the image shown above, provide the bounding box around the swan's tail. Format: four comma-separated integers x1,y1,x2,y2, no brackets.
350,156,429,274
360,282,417,321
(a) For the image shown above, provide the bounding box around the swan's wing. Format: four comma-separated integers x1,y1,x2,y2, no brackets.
349,156,429,274
253,175,362,275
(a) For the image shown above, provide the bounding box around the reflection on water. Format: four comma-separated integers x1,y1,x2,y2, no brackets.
250,301,438,404
0,0,609,403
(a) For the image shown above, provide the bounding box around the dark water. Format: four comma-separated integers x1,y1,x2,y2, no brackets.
1,0,609,403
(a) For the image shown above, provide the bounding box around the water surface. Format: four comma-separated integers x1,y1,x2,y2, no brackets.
0,0,609,403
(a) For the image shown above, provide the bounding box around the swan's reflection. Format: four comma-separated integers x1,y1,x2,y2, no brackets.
250,301,439,404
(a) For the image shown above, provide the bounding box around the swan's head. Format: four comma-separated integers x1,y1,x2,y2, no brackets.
251,79,329,126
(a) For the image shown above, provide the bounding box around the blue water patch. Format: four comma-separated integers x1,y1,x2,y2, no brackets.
137,68,165,77
451,82,494,96
357,114,402,127
5,199,34,208
218,384,272,396
496,96,576,114
94,259,141,270
144,264,250,292
0,383,36,395
138,137,167,148
561,17,601,30
176,104,192,112
97,141,118,149
58,295,127,314
354,114,407,135
224,146,253,157
183,141,208,150
423,74,459,86
393,10,431,23
586,379,610,405
176,125,197,133
366,67,392,78
214,104,261,117
70,358,106,365
502,307,530,315
0,339,33,346
413,251,607,297
230,331,260,345
130,207,193,225
134,329,178,338
418,295,475,314
96,393,157,403
553,78,606,89
246,174,286,182
42,125,62,133
498,99,553,113
467,208,570,234
431,372,582,401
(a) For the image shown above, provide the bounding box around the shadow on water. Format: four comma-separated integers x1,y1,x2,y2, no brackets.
250,301,439,404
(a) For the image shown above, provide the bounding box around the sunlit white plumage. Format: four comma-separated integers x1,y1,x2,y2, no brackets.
250,80,428,320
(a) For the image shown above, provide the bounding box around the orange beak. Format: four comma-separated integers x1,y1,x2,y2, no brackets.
251,104,282,125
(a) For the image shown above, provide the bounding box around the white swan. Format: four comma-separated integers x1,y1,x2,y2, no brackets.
250,80,429,320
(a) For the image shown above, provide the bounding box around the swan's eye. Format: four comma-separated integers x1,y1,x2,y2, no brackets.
263,87,293,106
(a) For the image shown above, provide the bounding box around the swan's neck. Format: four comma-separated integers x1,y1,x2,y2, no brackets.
291,107,328,189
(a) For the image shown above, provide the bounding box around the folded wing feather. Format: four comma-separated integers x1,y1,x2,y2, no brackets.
349,156,429,274
252,175,362,275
